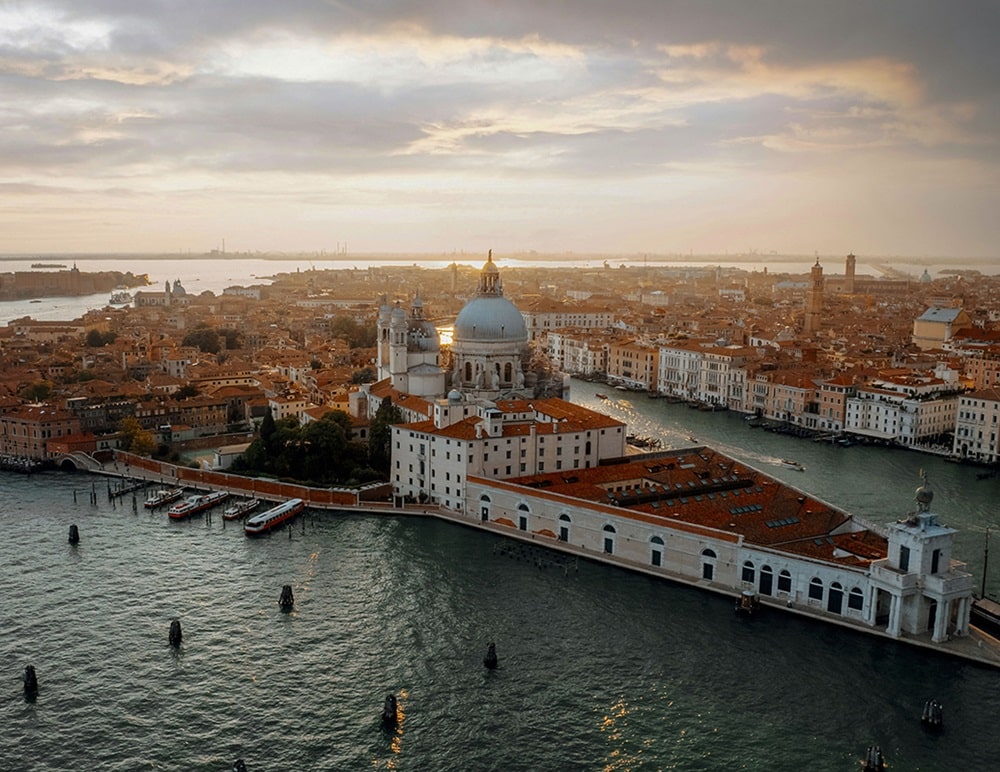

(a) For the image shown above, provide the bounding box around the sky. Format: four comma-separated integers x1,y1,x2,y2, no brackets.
1,1,998,258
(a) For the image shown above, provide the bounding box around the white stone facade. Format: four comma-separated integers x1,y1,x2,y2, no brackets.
953,389,1000,463
460,470,973,644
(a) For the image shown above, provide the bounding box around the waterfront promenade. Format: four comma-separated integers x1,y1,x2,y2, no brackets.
91,451,1000,671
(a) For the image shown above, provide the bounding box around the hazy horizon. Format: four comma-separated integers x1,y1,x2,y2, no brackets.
2,2,998,257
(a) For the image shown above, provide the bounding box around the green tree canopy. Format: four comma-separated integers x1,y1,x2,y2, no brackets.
118,415,156,456
85,329,116,347
182,324,220,354
174,384,200,400
330,316,376,348
20,380,53,402
351,366,377,384
369,396,403,473
233,409,373,485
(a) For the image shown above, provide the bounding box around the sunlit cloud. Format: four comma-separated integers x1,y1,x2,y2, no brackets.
0,1,995,256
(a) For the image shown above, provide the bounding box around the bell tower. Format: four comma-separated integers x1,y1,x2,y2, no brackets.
803,258,824,336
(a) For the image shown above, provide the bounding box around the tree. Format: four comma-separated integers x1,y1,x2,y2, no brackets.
182,324,220,354
85,329,115,347
118,416,156,456
174,384,201,400
300,411,351,481
260,406,276,447
330,315,376,348
20,380,52,402
369,396,403,473
351,366,377,384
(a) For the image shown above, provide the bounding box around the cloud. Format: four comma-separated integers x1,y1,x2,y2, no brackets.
0,1,997,255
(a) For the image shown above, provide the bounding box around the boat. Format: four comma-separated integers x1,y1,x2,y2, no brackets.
780,459,806,472
686,434,698,443
222,498,261,521
109,287,132,305
144,487,186,509
971,597,1000,638
614,385,628,391
244,498,306,536
735,590,761,616
168,490,230,520
595,393,608,400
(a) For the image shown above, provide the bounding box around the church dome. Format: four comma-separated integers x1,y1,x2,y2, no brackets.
452,251,527,343
453,296,527,342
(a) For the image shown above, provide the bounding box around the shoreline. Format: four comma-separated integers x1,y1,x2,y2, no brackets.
89,453,1000,671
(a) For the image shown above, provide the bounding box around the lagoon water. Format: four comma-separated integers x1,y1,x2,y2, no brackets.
5,388,1000,770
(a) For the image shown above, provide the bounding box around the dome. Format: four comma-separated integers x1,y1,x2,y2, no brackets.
448,388,463,403
453,296,527,342
915,480,934,508
408,318,440,351
452,251,527,344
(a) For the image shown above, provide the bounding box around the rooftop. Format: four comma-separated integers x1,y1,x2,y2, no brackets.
501,447,888,567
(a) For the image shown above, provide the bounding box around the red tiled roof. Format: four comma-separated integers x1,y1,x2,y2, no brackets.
491,448,887,566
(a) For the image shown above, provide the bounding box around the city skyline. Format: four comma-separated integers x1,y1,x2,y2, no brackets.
2,1,998,258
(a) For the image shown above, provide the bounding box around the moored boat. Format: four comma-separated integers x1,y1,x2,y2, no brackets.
144,487,186,509
223,498,261,521
244,498,306,536
168,490,230,520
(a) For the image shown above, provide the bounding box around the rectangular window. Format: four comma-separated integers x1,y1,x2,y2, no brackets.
899,545,911,572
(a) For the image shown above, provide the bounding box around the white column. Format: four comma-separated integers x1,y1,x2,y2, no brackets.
865,587,879,626
955,597,971,635
887,594,902,637
932,598,951,643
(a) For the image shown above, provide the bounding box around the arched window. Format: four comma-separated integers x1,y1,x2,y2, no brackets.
741,560,755,583
778,569,792,594
464,361,472,382
517,502,529,531
479,493,491,522
603,524,616,554
558,513,571,542
650,535,664,567
808,577,824,601
585,440,592,455
504,362,512,383
848,587,864,611
701,548,717,581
